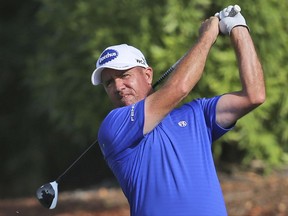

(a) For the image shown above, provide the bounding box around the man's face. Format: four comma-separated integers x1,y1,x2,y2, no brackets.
101,66,153,107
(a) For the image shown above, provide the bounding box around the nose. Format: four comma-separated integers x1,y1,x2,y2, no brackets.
114,78,125,92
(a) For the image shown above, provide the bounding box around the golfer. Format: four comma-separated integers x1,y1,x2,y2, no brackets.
91,6,265,216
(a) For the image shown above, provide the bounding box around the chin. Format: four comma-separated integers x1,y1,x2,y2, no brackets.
123,101,134,106
115,96,140,107
114,100,132,107
121,99,136,107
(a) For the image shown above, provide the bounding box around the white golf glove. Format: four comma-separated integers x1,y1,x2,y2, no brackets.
215,5,249,35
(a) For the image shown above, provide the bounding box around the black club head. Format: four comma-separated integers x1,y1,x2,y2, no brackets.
36,181,58,209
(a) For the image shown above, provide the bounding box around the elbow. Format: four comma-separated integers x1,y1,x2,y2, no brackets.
178,83,191,98
256,86,266,105
168,79,191,98
161,81,190,103
250,90,266,106
255,94,266,106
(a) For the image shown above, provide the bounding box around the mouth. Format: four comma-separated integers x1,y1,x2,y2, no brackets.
118,94,134,105
120,94,131,101
118,91,130,99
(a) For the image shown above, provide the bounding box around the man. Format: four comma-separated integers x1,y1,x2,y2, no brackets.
91,6,265,216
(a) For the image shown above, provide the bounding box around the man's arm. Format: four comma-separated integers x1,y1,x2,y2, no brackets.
144,17,220,134
216,26,266,128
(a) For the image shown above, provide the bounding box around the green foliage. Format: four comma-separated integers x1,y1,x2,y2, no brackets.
210,0,288,168
2,0,288,197
25,0,288,185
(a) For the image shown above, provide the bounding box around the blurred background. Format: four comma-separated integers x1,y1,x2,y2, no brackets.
0,0,288,214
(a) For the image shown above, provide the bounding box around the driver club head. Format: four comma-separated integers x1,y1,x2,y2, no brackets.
36,181,58,209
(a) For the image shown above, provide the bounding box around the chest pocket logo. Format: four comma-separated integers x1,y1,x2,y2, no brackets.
178,121,188,127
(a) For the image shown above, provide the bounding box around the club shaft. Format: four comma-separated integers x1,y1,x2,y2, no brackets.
55,53,185,182
56,139,98,183
54,53,186,182
54,53,185,182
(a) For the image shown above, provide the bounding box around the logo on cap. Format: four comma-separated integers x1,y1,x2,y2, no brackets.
99,49,118,66
136,57,147,65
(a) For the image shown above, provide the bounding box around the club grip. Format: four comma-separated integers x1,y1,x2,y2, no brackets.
228,5,241,17
215,5,241,19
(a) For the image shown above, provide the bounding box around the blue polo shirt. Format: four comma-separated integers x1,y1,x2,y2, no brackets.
98,96,232,216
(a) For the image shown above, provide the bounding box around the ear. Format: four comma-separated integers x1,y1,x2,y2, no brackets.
144,67,153,85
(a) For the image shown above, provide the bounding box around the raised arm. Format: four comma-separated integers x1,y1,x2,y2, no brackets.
216,26,266,128
144,17,220,134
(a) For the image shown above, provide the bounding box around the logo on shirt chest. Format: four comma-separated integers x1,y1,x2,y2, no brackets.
178,120,188,127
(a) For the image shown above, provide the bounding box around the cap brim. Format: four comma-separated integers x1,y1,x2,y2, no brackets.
91,67,104,86
91,64,144,86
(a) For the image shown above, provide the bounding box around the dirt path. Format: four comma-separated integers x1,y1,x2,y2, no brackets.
220,171,288,216
1,171,288,216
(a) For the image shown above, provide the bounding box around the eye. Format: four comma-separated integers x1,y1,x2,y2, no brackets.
121,72,131,79
104,79,113,88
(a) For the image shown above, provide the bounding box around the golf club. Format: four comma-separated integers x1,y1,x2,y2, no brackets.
35,53,183,209
36,5,242,209
36,140,97,209
215,4,241,19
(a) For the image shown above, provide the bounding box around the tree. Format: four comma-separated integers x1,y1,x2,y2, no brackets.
1,0,287,198
25,0,288,194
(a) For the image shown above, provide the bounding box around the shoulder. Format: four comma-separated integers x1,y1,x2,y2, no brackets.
193,96,222,107
97,100,146,158
98,100,145,143
104,100,145,124
178,96,222,113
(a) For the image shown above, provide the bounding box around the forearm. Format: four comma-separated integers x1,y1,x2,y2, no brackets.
231,27,266,104
144,17,219,134
161,17,219,98
162,36,214,96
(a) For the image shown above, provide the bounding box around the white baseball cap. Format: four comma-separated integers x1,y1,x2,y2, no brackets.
91,44,149,85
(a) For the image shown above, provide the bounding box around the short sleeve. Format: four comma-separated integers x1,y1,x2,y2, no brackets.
98,100,145,160
195,96,235,141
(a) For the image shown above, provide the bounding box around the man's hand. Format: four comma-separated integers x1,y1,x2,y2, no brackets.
198,17,220,45
215,5,249,35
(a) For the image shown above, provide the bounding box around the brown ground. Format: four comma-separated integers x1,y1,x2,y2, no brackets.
1,170,288,216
